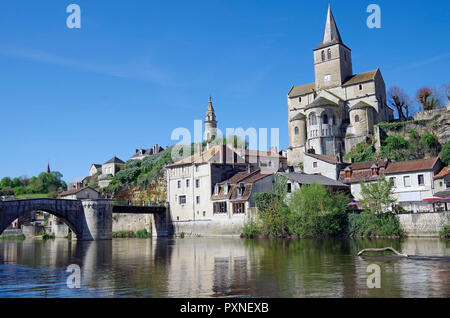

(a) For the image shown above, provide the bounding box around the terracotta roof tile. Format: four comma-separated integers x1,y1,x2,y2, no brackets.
384,157,439,174
305,152,349,165
434,166,450,180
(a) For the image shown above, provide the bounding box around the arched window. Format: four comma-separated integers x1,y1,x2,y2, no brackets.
327,48,331,59
321,50,325,61
355,115,360,123
310,113,317,126
295,127,299,135
359,84,363,90
322,114,329,125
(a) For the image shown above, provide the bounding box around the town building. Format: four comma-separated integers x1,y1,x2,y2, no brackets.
384,157,443,203
278,171,349,201
338,158,390,200
68,177,88,190
98,156,126,188
287,5,393,167
434,166,450,193
58,186,100,200
89,164,101,177
211,169,274,218
166,145,248,222
303,152,349,180
130,144,165,161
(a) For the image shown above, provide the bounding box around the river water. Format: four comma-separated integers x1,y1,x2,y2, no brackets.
0,237,449,298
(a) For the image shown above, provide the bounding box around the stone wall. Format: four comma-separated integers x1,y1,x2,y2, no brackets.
397,212,449,237
112,213,152,233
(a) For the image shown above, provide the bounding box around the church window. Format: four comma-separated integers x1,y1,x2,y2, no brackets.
323,114,329,124
324,75,331,83
310,113,317,126
295,127,299,135
299,97,302,102
327,49,331,59
359,84,363,90
321,50,325,61
355,115,360,123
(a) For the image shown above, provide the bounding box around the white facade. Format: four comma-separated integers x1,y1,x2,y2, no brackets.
386,171,435,202
60,187,99,200
303,153,342,180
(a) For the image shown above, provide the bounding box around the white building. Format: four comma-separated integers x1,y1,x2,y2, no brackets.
58,187,100,200
303,152,348,180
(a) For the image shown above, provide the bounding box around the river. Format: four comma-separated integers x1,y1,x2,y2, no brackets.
0,237,449,298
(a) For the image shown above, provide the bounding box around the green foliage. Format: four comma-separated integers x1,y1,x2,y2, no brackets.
254,184,349,238
0,234,26,241
440,224,450,238
422,132,441,156
136,229,150,239
39,229,55,240
241,218,260,238
344,142,376,163
380,135,409,161
288,183,349,238
274,174,288,202
360,177,396,215
347,212,404,237
112,231,136,238
253,192,290,237
440,142,450,165
0,171,67,197
105,148,174,195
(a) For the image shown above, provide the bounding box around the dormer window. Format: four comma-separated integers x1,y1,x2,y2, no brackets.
214,184,219,195
238,183,245,197
345,167,352,179
224,183,229,195
371,164,379,176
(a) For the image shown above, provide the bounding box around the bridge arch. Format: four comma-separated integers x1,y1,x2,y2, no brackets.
0,199,113,241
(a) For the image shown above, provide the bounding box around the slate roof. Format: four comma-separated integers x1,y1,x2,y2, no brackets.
304,152,349,165
278,172,349,188
315,5,348,51
104,157,125,165
59,186,98,197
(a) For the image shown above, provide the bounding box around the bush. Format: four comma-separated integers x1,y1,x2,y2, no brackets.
344,142,376,163
39,229,55,240
440,224,450,238
112,231,136,238
439,142,450,165
288,183,349,238
347,212,403,237
254,192,290,237
136,229,150,239
242,219,260,238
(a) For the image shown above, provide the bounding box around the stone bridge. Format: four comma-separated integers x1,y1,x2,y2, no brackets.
0,199,113,241
0,199,171,240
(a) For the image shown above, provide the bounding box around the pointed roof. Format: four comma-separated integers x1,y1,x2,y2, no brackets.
205,96,217,122
46,163,51,173
104,156,125,165
315,5,348,50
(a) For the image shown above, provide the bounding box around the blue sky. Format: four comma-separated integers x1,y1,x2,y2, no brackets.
0,0,449,183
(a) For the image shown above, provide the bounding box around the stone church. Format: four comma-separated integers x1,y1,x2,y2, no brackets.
287,5,394,167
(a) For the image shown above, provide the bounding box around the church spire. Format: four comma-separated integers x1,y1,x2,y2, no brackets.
46,163,51,174
205,96,216,122
320,4,343,47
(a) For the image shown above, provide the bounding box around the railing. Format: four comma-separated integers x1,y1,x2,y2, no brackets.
112,200,166,207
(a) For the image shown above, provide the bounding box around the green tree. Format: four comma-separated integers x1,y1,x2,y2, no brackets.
0,177,11,189
11,178,22,188
288,183,349,237
380,135,409,161
360,177,396,215
421,132,441,156
344,142,376,163
439,142,450,165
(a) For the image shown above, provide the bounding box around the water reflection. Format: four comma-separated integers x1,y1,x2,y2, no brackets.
0,237,448,298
